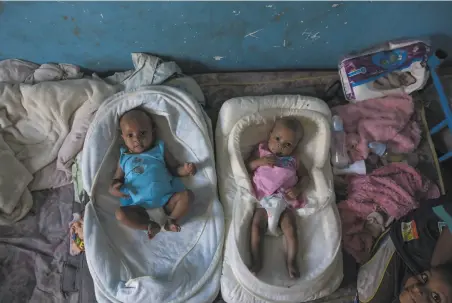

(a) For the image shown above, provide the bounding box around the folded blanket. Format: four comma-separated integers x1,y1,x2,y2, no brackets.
332,94,421,162
0,76,117,224
338,163,439,264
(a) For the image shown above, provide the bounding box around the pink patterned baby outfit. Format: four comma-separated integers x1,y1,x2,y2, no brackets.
252,142,304,235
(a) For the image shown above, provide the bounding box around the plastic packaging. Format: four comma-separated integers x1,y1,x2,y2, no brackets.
333,160,366,175
339,39,431,102
69,213,84,256
331,115,350,168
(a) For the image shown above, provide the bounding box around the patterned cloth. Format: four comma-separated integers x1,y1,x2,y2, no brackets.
338,162,440,264
332,94,421,162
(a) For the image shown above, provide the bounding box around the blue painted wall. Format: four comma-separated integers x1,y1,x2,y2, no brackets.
1,1,452,72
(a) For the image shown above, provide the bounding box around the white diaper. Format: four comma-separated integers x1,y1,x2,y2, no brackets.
259,194,287,236
146,207,167,227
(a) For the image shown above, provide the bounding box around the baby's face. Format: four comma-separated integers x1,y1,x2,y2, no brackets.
268,124,299,156
120,111,154,154
399,270,451,303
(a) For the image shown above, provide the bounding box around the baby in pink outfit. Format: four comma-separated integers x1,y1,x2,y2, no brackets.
246,117,306,279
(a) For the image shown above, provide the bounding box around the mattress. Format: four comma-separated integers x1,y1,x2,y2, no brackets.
216,95,343,303
81,86,224,303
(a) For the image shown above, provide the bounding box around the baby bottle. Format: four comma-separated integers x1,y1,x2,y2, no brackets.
368,142,387,157
368,141,409,164
331,115,350,168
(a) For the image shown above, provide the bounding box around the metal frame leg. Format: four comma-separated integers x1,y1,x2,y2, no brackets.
430,119,448,136
428,50,451,162
439,151,452,162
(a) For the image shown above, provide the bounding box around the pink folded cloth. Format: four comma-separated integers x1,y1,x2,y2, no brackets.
332,94,421,162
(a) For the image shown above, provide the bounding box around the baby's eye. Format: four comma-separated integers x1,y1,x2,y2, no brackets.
275,136,280,142
420,273,429,283
127,134,133,138
431,292,440,303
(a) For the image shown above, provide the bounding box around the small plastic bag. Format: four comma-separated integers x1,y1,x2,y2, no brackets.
69,213,85,256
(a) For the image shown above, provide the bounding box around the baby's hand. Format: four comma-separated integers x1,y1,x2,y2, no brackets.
284,187,301,201
109,180,130,198
256,155,276,168
180,162,197,176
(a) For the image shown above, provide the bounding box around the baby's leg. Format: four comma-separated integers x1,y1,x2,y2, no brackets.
279,209,300,279
115,206,161,239
249,208,268,275
163,190,193,232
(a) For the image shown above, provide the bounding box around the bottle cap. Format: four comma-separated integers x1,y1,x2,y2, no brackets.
368,142,387,156
332,115,344,131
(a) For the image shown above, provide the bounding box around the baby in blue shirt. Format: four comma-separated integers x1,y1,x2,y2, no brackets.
109,108,196,239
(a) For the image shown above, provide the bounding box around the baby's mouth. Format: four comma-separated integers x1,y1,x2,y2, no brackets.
270,147,280,156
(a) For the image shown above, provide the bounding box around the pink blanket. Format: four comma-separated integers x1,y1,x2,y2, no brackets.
338,163,440,264
332,94,421,162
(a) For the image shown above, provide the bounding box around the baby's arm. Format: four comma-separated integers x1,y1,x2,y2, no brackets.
284,158,309,200
164,148,197,177
109,162,129,198
246,147,276,172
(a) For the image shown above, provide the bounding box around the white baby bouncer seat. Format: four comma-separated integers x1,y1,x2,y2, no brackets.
81,86,224,303
216,95,343,303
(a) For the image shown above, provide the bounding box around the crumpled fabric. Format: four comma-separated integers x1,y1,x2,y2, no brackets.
104,53,205,105
332,94,421,162
338,162,440,264
104,53,181,91
0,59,82,84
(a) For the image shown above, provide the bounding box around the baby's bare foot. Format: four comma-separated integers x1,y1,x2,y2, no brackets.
287,259,300,279
249,262,263,276
147,221,161,240
164,218,181,232
248,252,263,276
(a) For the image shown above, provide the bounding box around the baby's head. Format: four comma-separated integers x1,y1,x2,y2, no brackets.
267,117,304,157
399,263,452,303
119,108,155,154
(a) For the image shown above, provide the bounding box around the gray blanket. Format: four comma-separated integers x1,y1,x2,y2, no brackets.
0,185,89,303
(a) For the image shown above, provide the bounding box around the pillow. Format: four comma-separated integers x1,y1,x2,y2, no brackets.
57,100,102,176
56,76,120,176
